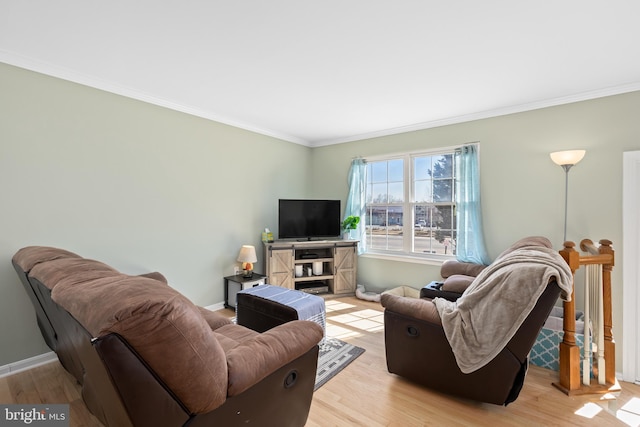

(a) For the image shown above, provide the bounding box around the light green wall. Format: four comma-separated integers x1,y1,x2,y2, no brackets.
0,62,310,365
312,90,640,369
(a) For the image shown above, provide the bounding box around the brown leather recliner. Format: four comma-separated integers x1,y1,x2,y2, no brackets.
13,246,323,427
381,236,572,405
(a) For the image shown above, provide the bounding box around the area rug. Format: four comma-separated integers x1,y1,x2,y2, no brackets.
315,338,365,391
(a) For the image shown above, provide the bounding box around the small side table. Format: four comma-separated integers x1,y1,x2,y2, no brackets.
224,273,266,309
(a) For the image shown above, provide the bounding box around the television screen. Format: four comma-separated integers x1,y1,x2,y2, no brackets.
278,199,341,240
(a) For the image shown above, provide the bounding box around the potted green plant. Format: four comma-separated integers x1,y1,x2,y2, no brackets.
341,215,360,239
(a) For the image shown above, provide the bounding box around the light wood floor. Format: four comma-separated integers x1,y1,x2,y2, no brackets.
2,296,639,426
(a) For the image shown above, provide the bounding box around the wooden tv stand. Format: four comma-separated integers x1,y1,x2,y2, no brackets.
263,240,358,295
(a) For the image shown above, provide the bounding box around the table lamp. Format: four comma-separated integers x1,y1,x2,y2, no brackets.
237,245,257,277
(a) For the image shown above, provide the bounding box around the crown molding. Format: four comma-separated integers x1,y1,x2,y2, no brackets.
309,82,640,147
3,50,638,149
0,50,310,146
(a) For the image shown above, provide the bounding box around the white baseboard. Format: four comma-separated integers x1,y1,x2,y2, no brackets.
0,352,58,379
204,301,226,312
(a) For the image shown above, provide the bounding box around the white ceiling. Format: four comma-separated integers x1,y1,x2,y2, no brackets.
2,1,640,146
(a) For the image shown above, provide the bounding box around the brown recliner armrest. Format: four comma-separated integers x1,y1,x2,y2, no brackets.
381,293,441,325
197,307,233,330
440,260,486,278
441,274,476,294
225,320,323,396
437,260,486,296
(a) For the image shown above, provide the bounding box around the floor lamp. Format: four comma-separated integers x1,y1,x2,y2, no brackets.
550,150,586,243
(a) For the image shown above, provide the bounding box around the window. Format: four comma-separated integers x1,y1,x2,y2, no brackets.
364,148,458,259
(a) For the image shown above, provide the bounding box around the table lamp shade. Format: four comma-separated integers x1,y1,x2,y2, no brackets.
237,245,257,263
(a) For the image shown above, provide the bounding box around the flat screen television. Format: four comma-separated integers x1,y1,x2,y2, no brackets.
278,199,341,240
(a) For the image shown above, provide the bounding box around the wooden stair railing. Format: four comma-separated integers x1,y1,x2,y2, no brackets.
552,239,619,395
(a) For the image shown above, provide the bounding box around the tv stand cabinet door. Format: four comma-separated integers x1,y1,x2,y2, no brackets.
267,248,294,289
334,245,356,294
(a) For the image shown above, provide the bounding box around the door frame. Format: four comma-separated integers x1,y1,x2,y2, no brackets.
622,151,640,383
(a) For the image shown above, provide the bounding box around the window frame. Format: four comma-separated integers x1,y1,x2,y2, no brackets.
362,145,462,265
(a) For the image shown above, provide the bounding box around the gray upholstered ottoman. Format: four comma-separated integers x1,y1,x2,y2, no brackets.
236,284,326,341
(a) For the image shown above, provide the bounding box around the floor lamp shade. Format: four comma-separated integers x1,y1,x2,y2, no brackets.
550,150,586,168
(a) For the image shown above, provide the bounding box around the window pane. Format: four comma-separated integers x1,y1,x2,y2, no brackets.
414,156,431,181
366,206,403,251
388,182,404,202
432,154,453,178
436,206,455,254
414,228,437,254
371,183,387,203
414,230,456,255
388,159,404,182
434,205,454,231
414,180,432,203
413,155,434,203
388,206,403,227
415,233,455,255
368,206,384,226
414,205,434,228
433,178,453,202
371,162,387,183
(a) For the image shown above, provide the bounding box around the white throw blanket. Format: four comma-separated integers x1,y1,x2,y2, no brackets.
434,245,573,374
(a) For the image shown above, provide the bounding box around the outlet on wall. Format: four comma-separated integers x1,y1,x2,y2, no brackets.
234,266,240,275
